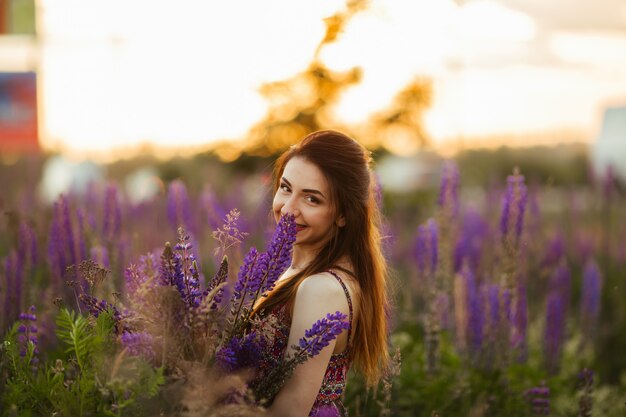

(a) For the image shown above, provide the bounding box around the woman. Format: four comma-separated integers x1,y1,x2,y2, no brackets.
252,130,390,416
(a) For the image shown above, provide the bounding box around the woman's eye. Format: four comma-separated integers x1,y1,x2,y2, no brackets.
306,196,319,204
280,184,290,192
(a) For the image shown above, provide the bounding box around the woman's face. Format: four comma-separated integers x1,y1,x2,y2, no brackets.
273,156,344,251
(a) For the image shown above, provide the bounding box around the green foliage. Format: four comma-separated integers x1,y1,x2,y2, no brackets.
0,308,164,417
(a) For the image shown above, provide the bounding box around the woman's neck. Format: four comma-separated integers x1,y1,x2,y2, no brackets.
289,246,316,270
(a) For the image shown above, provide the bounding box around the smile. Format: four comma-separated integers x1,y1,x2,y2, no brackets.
295,224,307,232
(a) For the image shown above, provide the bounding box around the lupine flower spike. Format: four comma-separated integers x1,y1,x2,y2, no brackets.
17,305,39,371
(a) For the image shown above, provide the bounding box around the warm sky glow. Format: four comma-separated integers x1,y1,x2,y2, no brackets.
32,0,626,159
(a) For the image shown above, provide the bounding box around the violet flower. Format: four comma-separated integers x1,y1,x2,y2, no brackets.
90,246,110,270
523,383,550,415
580,259,602,342
167,179,195,235
512,285,528,362
232,247,260,303
216,331,266,373
540,232,565,269
80,294,128,334
263,213,297,294
544,289,566,374
200,185,226,231
578,368,594,417
59,195,77,274
230,214,296,312
461,266,483,359
437,160,460,216
124,252,159,298
414,218,438,279
204,255,228,310
120,331,155,361
17,221,37,272
3,251,22,329
298,311,350,357
17,305,39,369
158,242,184,292
102,183,122,241
499,169,528,244
454,208,489,273
173,227,202,308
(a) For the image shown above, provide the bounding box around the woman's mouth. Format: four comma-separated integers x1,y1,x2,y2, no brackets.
296,224,307,232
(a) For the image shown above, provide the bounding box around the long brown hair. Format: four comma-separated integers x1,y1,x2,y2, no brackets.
254,130,389,385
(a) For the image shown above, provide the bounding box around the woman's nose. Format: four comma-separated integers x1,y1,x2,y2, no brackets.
281,196,300,217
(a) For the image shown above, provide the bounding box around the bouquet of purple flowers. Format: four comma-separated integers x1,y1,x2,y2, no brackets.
79,211,349,413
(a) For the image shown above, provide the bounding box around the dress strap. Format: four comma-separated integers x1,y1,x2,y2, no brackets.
326,269,353,348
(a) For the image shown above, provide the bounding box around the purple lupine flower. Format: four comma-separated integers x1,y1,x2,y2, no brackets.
59,195,78,274
232,247,260,302
263,213,296,294
548,262,571,296
46,213,63,289
298,311,350,357
437,160,460,216
90,246,110,269
167,180,194,235
462,266,483,358
79,293,128,334
47,195,88,296
454,208,489,273
3,251,23,328
523,383,550,415
204,255,228,310
540,232,565,269
120,331,155,361
499,170,528,243
158,242,184,291
102,183,122,241
199,185,226,231
414,218,438,279
17,305,39,369
173,227,202,308
231,214,296,306
486,284,501,329
512,284,528,362
578,368,593,417
17,222,37,272
544,292,566,372
501,288,513,327
75,208,88,270
216,332,266,373
544,264,570,374
573,231,596,264
580,259,602,342
125,252,160,298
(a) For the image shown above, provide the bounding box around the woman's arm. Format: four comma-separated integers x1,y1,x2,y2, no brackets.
269,273,351,417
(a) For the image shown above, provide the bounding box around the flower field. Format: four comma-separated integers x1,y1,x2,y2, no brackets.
1,148,625,416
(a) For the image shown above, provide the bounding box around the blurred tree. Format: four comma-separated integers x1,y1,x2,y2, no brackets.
244,0,432,157
359,77,432,154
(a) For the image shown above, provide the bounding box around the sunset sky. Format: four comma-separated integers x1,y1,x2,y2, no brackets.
35,0,626,159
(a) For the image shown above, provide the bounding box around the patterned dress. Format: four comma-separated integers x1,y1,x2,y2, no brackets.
254,270,354,417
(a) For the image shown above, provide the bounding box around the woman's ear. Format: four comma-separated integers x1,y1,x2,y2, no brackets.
337,215,346,228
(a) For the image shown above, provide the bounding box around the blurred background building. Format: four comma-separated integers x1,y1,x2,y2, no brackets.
0,0,38,154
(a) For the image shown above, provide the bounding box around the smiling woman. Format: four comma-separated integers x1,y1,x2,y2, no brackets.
251,130,390,416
